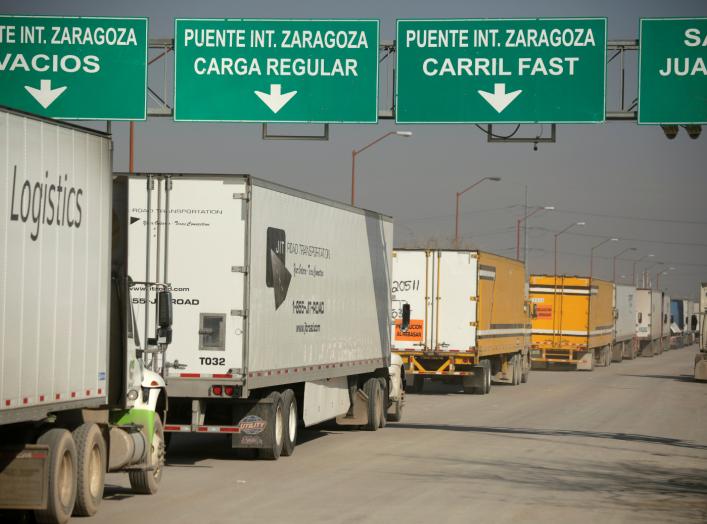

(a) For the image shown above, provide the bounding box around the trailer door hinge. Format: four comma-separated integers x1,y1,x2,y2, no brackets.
469,296,478,302
231,309,247,317
233,192,249,201
469,321,478,327
231,265,248,274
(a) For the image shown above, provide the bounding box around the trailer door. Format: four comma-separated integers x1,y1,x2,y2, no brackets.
128,176,247,377
434,251,477,351
391,250,432,350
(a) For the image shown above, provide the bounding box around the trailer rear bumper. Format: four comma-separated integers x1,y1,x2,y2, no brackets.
393,351,479,376
530,347,589,365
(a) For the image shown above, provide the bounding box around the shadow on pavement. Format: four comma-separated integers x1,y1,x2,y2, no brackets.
388,423,707,451
165,426,332,465
618,373,695,382
395,455,707,521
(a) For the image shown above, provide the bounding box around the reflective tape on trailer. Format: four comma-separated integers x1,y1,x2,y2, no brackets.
3,388,104,409
247,357,386,379
164,424,241,433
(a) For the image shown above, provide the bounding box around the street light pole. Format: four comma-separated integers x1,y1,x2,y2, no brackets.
554,221,586,277
643,261,664,288
632,253,654,287
516,205,554,260
612,247,637,282
350,130,412,206
453,176,501,247
589,237,619,282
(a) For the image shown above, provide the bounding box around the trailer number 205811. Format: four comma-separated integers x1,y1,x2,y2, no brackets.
199,357,225,366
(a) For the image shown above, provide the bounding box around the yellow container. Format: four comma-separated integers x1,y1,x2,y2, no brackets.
529,275,614,369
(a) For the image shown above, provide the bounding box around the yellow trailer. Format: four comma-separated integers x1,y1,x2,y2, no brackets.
530,275,614,371
391,249,530,394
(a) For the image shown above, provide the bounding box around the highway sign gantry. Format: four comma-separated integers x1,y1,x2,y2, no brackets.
638,18,707,125
396,18,607,124
174,19,379,123
0,15,148,120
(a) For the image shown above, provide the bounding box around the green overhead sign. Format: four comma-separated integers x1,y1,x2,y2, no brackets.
638,18,707,124
396,18,607,124
0,15,148,120
174,19,379,123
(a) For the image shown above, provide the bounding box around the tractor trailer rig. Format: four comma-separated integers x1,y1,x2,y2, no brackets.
126,173,405,460
530,276,614,371
612,284,639,362
696,283,707,381
390,249,530,394
0,107,172,523
635,289,664,357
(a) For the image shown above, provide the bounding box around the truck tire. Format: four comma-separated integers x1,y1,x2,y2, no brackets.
35,428,77,524
363,378,382,431
521,355,530,384
258,391,284,460
129,414,165,494
377,377,388,429
72,423,106,517
510,354,521,386
410,375,424,394
482,360,492,394
281,389,297,457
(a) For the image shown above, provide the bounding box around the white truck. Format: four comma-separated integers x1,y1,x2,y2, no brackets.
661,293,671,353
0,107,172,523
636,288,663,357
696,283,707,381
613,284,638,361
126,173,405,459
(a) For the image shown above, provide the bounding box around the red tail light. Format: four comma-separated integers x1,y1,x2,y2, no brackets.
224,386,235,397
212,385,223,396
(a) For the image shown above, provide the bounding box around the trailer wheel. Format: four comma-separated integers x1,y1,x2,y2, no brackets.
72,423,106,517
129,414,164,494
258,392,284,460
281,389,297,457
521,355,530,384
377,377,388,429
510,354,521,386
35,429,77,524
363,378,382,431
408,375,424,394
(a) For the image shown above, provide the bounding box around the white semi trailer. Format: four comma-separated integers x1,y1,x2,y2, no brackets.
613,284,638,361
636,288,662,357
0,108,173,523
126,174,405,459
696,283,707,381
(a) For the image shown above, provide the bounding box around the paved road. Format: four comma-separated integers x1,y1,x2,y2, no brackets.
95,346,706,523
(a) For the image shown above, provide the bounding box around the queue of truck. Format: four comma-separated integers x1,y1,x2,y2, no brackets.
1,106,704,523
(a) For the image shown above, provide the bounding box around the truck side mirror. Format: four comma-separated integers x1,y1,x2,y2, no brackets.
613,308,619,320
401,303,411,332
531,303,538,319
158,291,173,328
637,312,642,324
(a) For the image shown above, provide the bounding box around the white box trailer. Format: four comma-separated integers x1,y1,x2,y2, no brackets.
126,173,404,459
661,293,671,353
0,108,171,522
635,288,662,357
390,249,530,394
696,284,707,380
613,284,638,361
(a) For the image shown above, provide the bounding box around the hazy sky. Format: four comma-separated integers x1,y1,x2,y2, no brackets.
4,0,706,298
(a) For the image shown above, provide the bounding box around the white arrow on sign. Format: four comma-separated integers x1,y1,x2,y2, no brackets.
254,84,297,114
477,83,522,114
24,79,68,109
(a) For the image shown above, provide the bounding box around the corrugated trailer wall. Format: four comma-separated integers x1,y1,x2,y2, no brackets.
477,252,528,357
0,108,112,420
530,275,613,352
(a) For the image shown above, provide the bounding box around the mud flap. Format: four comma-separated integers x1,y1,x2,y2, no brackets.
231,398,275,450
576,352,594,371
336,389,369,426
